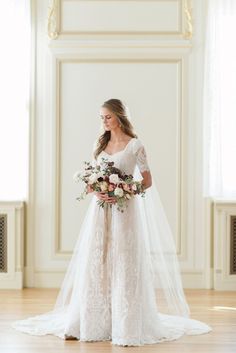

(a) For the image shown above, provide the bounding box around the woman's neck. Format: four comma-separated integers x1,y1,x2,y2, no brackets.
109,129,128,142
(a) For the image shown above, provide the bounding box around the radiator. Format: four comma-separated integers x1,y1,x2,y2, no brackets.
0,201,24,289
214,200,236,290
0,214,7,272
230,215,236,275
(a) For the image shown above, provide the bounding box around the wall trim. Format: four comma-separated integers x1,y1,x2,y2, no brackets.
24,0,37,288
47,0,193,39
51,56,188,264
33,269,205,288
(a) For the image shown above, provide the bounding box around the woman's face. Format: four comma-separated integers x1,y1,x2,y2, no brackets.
100,107,120,131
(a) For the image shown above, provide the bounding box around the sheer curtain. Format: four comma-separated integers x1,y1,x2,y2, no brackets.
203,0,236,198
0,0,31,200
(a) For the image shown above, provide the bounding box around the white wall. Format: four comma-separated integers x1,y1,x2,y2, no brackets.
25,0,212,288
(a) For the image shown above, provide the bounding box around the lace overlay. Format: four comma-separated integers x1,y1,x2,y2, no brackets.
11,137,212,346
133,139,150,173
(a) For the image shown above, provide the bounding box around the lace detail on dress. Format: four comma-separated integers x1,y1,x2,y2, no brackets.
133,139,150,173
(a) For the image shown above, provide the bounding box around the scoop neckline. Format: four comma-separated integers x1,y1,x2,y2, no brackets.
102,137,135,157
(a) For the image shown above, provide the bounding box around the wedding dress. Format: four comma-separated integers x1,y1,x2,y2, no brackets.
12,137,212,346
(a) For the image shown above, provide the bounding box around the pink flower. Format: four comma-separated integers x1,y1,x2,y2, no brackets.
108,184,115,191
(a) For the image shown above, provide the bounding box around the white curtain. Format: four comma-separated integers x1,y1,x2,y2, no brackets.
0,0,31,200
203,0,236,198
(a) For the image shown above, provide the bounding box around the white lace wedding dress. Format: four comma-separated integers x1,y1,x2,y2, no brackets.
12,137,212,346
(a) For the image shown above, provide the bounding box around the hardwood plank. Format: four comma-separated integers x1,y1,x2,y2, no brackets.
0,289,235,352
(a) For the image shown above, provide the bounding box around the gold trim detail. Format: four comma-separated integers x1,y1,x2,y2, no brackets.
183,0,193,39
47,0,191,39
48,0,59,39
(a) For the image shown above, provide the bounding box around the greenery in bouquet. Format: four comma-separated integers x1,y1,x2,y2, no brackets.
73,157,145,212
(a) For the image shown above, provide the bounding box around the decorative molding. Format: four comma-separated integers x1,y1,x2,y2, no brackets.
183,0,193,39
52,56,188,263
49,39,192,50
47,0,193,39
34,268,205,288
204,197,214,289
47,0,59,39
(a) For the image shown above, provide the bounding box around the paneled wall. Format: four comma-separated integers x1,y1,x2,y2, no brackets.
25,0,212,288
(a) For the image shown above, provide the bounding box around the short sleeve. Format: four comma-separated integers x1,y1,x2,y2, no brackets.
132,138,150,173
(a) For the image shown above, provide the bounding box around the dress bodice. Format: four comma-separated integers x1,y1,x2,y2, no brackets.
96,137,150,175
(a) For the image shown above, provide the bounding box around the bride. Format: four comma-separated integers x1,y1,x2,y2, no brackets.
12,98,212,346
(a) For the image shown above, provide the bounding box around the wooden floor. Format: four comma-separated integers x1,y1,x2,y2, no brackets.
0,288,236,352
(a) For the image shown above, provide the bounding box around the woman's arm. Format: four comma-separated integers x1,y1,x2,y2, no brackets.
141,170,152,190
133,138,152,190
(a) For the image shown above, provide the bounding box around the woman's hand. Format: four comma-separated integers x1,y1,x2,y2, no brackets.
94,191,116,204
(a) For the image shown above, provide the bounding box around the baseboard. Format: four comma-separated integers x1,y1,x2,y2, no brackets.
28,270,212,289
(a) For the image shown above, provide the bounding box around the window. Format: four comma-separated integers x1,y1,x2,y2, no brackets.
0,0,31,200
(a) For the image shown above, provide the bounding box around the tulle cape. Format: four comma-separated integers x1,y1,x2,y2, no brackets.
51,165,190,317
11,166,212,342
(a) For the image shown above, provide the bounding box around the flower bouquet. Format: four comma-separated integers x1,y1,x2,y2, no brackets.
73,157,145,212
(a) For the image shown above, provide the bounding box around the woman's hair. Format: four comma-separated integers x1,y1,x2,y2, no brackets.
94,98,137,159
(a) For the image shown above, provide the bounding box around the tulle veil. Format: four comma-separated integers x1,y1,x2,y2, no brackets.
52,165,191,319
11,144,212,339
11,99,212,339
133,166,191,317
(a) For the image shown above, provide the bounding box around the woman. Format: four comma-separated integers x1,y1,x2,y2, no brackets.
12,98,212,346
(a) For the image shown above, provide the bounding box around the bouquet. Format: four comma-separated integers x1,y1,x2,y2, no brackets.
73,157,145,212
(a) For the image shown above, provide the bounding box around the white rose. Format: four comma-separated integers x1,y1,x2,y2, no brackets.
114,187,124,197
100,181,108,191
96,172,104,179
88,173,98,185
109,174,120,184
